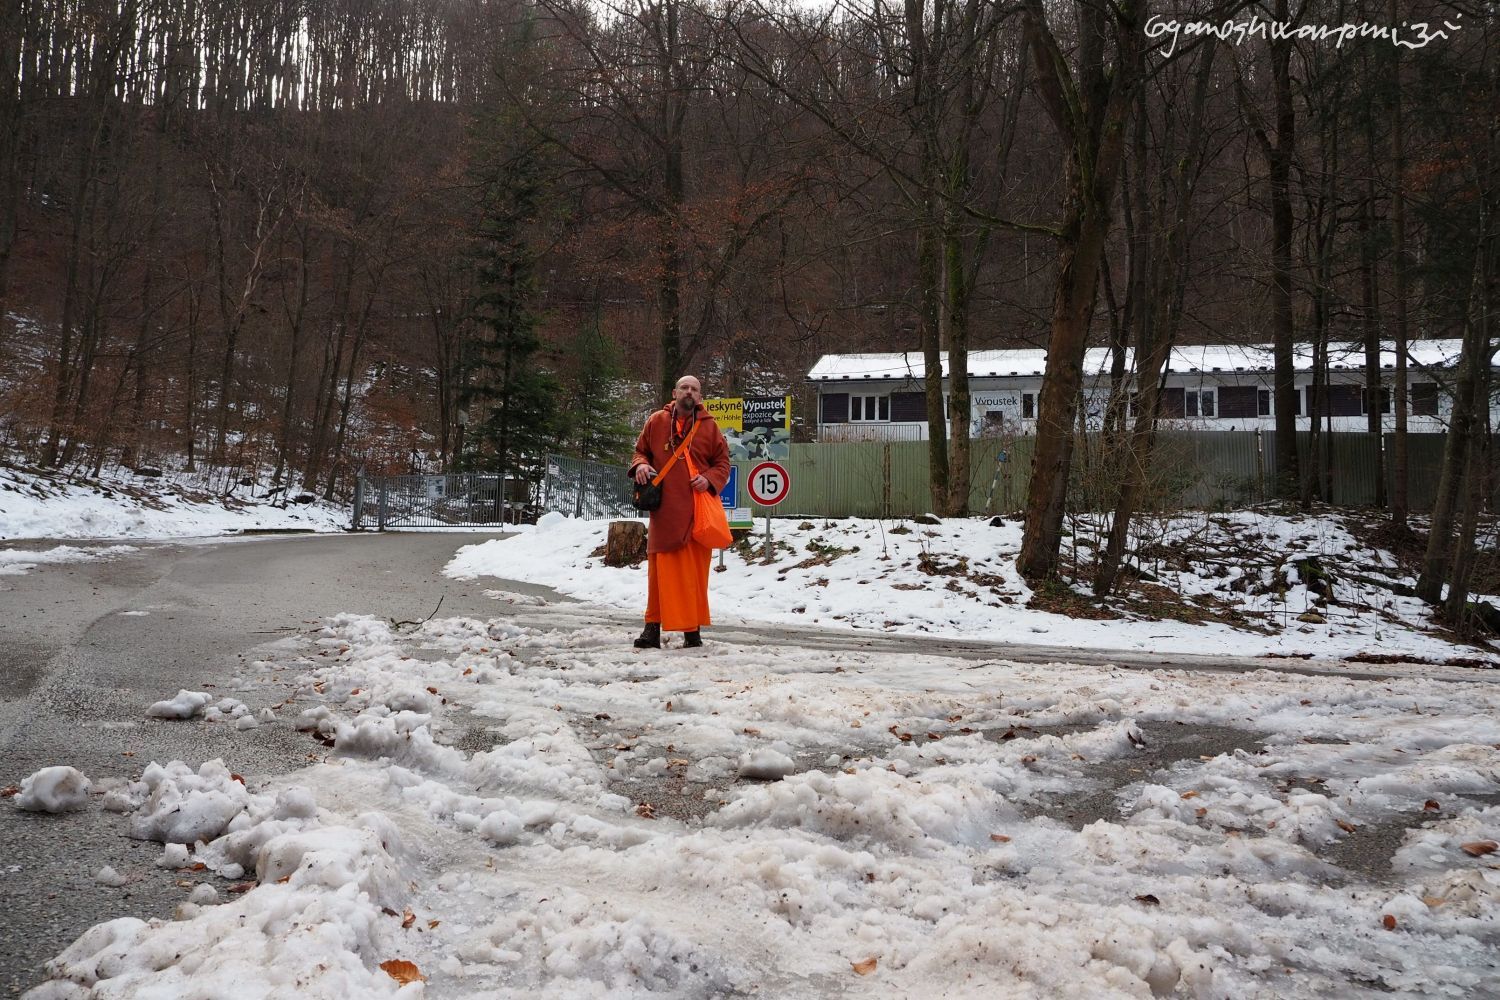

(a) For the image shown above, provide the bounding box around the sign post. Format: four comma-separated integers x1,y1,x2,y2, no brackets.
704,395,789,535
715,466,738,571
747,460,790,563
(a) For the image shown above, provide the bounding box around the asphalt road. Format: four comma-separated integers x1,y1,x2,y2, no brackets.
0,532,535,996
0,531,1489,995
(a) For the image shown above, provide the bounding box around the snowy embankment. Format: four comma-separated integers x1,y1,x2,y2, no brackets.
0,461,348,541
18,611,1500,997
446,511,1499,665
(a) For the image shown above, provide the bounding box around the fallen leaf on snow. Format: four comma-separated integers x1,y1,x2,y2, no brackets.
1424,800,1440,811
402,908,416,929
1423,896,1446,908
1382,914,1397,930
851,957,877,976
989,833,1011,843
380,960,425,985
1460,840,1497,857
1135,894,1160,906
636,803,657,819
1336,820,1358,833
1180,790,1200,800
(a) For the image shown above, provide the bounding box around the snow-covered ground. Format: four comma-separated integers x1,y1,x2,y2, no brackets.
447,511,1500,665
0,461,348,540
19,607,1500,997
8,475,1500,996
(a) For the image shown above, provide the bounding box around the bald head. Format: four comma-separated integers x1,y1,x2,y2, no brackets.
672,375,703,415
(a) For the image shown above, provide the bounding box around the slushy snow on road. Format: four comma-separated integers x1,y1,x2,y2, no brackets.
20,600,1500,997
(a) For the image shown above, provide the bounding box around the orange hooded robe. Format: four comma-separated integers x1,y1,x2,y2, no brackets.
630,403,732,631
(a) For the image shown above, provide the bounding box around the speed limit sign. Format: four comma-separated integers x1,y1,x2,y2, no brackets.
747,461,790,506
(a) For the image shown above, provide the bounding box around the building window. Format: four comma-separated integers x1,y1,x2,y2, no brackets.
890,391,926,422
1022,392,1036,419
1259,389,1271,416
1412,382,1439,416
849,394,890,421
1162,387,1185,418
1361,388,1392,415
1199,389,1216,417
820,393,849,424
1217,386,1258,419
1312,384,1363,417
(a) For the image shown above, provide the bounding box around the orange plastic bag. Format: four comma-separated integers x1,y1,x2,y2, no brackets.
693,488,732,550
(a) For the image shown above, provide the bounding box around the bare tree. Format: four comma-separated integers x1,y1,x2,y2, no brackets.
1015,0,1144,582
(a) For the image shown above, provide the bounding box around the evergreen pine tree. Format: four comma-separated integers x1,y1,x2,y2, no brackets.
459,116,559,493
555,323,636,463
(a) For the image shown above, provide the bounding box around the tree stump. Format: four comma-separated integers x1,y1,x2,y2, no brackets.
604,520,648,567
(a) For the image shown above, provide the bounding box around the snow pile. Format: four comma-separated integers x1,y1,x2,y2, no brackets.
735,747,796,780
0,460,348,540
459,890,742,995
14,766,92,813
93,866,129,888
0,544,136,576
27,612,1500,997
129,760,252,845
144,690,214,720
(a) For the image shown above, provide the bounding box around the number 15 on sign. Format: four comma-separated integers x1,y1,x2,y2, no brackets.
747,461,790,563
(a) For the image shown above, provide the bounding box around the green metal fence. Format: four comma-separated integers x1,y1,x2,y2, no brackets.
752,431,1458,518
541,432,1463,521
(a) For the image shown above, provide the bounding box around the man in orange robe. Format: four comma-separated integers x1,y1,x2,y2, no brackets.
629,375,732,648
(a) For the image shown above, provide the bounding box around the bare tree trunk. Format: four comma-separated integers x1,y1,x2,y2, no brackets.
272,214,312,495
1442,421,1486,627
322,261,387,500
184,284,201,472
43,125,101,466
1094,42,1216,597
0,0,23,315
1360,182,1386,507
1267,0,1299,500
918,218,949,508
1388,0,1410,527
1016,0,1142,582
655,0,685,400
302,253,355,491
1416,286,1484,603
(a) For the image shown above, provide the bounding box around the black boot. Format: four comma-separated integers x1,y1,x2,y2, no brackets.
683,630,703,648
633,623,661,649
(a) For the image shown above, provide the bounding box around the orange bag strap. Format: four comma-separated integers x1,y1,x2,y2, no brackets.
651,416,698,486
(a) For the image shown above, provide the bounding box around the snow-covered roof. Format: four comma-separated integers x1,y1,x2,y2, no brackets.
807,339,1469,382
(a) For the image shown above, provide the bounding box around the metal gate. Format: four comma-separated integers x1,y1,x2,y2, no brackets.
540,455,636,519
354,474,531,529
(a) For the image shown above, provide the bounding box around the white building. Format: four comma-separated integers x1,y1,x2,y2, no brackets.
809,339,1490,441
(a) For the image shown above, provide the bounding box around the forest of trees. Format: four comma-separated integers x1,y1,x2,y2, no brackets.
0,0,1494,616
